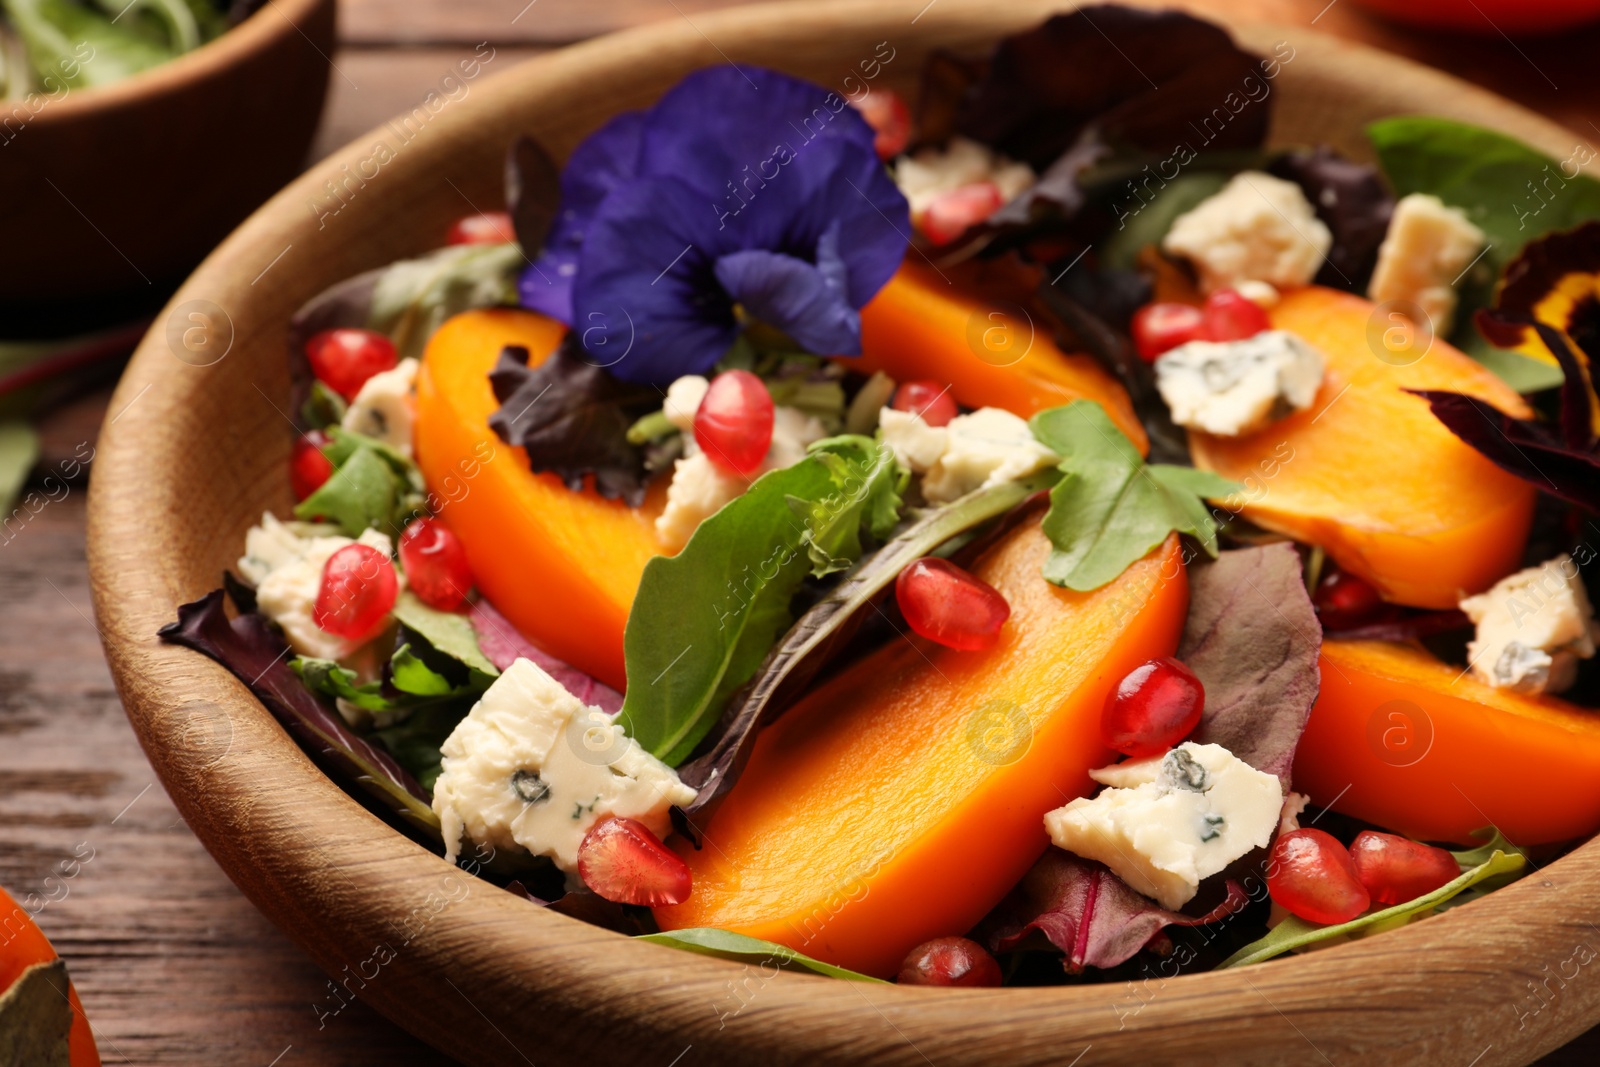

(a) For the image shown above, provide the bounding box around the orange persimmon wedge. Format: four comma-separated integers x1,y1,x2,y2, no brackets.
0,884,99,1065
1294,639,1600,846
1188,286,1536,609
857,260,1149,452
414,308,666,690
654,526,1189,977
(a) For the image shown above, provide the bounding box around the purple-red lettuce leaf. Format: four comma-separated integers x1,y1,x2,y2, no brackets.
158,590,441,840
1326,609,1471,643
1414,314,1600,512
487,337,658,505
1269,146,1394,292
469,599,622,715
956,6,1269,229
503,880,649,935
981,850,1249,972
505,135,562,258
1180,543,1322,784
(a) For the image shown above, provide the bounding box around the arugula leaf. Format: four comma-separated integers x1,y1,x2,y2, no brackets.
1218,830,1527,968
637,928,887,983
293,427,426,537
1030,401,1240,590
488,338,660,506
796,435,907,577
392,591,499,678
677,475,1053,818
617,460,837,764
1368,117,1600,391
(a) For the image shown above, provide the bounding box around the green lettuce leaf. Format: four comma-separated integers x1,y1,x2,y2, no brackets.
391,591,499,678
637,928,887,983
797,435,907,577
1368,117,1600,392
1218,829,1527,968
1030,401,1241,590
368,242,525,361
0,421,39,518
292,427,427,537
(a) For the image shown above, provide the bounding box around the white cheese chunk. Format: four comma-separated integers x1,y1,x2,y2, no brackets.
653,403,827,550
432,658,696,870
877,407,950,474
893,135,1036,218
1162,171,1332,294
663,374,710,433
921,407,1058,504
1154,330,1325,437
342,358,419,457
244,516,398,661
1460,554,1600,694
1367,193,1485,336
1045,742,1283,909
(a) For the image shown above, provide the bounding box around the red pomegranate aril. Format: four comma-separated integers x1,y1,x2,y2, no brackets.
576,817,692,907
895,557,1010,651
1100,657,1205,758
399,517,474,611
1200,288,1272,342
1131,302,1206,362
305,328,398,402
1313,569,1385,631
290,430,334,501
891,379,958,427
695,369,774,475
1268,828,1371,925
1348,831,1460,906
447,210,516,245
918,181,1004,246
850,88,912,160
313,543,399,640
896,937,1003,987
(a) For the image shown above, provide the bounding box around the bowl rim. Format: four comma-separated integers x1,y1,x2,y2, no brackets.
14,0,331,124
86,2,1600,1063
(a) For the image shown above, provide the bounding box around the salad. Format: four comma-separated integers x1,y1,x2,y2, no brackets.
162,5,1600,987
0,0,253,97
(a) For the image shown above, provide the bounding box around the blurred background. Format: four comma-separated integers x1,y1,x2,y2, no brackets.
4,0,1600,1062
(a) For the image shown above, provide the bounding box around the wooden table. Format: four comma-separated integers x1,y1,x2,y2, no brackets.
14,0,1600,1062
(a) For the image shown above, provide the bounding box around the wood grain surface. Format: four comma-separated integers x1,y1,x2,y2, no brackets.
13,0,1600,1063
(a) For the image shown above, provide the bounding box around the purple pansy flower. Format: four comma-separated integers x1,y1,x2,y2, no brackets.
517,64,910,384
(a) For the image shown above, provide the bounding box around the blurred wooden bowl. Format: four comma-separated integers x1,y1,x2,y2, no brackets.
0,0,334,313
86,2,1600,1064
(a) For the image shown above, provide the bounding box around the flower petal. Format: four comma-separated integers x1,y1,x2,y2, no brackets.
714,244,860,358
519,110,646,323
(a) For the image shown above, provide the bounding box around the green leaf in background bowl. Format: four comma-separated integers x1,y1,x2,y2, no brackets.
1368,117,1600,392
0,421,39,517
638,927,888,982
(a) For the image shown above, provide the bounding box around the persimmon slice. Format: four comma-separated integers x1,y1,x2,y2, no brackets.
654,525,1189,977
413,309,665,690
1295,639,1600,845
1188,286,1536,609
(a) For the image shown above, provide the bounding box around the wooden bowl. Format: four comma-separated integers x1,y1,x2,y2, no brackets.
86,2,1600,1063
0,0,334,312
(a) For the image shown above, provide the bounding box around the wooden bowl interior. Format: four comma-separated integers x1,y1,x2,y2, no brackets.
87,2,1600,1064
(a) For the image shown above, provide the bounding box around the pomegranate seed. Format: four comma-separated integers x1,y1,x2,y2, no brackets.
1201,289,1272,341
313,543,399,640
1348,831,1460,906
1268,828,1371,925
695,370,774,475
290,430,334,501
1101,657,1205,758
447,210,516,245
918,182,1004,245
1313,569,1385,631
895,557,1010,651
849,88,912,160
305,328,397,402
891,379,958,427
896,937,1002,987
399,517,474,611
576,817,692,906
1132,302,1206,362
